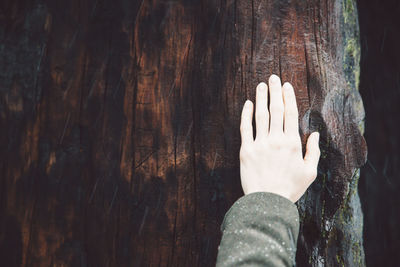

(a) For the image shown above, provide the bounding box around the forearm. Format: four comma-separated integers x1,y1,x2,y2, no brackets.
216,192,299,266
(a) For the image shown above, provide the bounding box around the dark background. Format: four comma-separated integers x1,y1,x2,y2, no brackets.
357,0,400,266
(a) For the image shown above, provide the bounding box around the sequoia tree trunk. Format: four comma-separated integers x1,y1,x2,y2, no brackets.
0,0,367,266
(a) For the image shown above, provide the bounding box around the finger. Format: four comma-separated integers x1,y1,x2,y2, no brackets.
255,82,269,140
240,100,254,145
268,74,284,135
304,132,321,179
282,82,299,136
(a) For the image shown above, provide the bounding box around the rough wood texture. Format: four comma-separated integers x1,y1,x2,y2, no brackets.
0,0,367,266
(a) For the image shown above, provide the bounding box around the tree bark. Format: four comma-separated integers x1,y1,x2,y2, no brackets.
0,0,367,266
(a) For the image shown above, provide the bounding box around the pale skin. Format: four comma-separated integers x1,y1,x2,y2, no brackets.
239,74,321,203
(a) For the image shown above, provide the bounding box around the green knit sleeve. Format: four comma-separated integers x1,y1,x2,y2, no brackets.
215,192,300,266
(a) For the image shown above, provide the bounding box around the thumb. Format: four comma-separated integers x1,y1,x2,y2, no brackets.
304,132,321,178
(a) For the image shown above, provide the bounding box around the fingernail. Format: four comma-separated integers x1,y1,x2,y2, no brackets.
270,74,279,83
283,82,292,90
258,82,267,91
245,100,250,107
315,132,320,142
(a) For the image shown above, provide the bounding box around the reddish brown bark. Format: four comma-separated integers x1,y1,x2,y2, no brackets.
0,0,366,266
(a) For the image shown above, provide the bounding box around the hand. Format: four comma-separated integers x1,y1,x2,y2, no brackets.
239,74,320,203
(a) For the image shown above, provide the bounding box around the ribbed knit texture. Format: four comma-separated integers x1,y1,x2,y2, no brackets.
216,192,299,266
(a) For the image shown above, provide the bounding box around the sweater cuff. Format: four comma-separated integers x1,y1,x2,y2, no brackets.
221,191,300,251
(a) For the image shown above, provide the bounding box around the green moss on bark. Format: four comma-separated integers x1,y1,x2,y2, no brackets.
342,0,361,91
333,0,366,266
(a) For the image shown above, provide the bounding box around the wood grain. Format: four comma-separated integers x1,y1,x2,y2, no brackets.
0,0,367,266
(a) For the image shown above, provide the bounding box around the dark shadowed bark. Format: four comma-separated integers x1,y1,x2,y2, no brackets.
357,0,400,266
0,0,366,266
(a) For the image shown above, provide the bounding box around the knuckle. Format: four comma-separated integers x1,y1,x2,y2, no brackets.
306,167,318,180
268,138,283,149
286,136,300,149
255,110,266,120
283,92,295,101
291,147,299,154
315,150,321,160
312,146,321,159
270,104,284,113
293,135,302,142
286,108,298,117
289,142,300,152
271,143,282,150
255,133,267,143
240,123,249,132
239,152,245,161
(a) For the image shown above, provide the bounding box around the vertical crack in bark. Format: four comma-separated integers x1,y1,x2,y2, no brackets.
278,31,282,79
189,35,198,242
303,40,313,133
59,113,71,145
251,0,255,62
304,41,311,108
100,34,113,164
314,1,322,78
32,43,46,113
25,196,38,266
170,208,178,265
324,0,328,26
134,0,145,29
130,53,139,194
79,50,88,153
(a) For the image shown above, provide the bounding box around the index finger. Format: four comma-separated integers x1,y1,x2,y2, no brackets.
240,100,254,145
